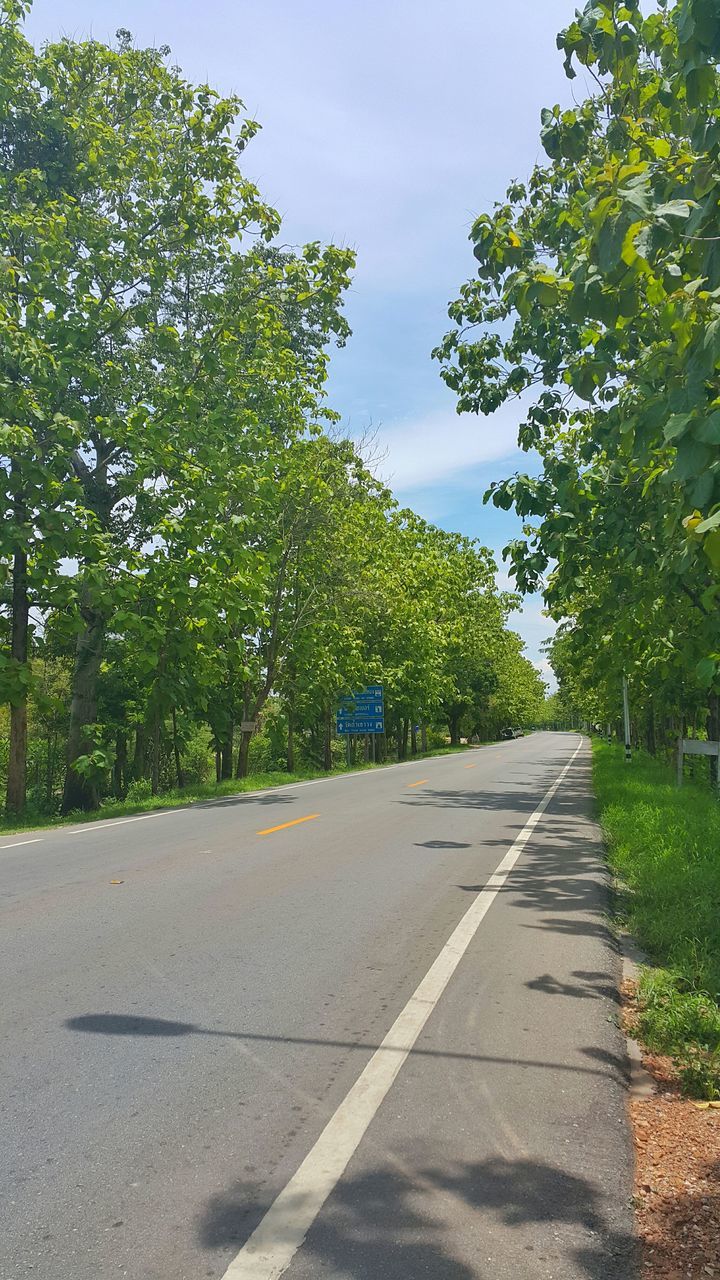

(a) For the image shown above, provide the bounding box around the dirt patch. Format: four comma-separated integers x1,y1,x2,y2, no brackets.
623,981,720,1278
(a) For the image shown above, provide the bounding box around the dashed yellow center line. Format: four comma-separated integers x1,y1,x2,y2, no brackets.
407,779,430,788
257,814,320,836
464,763,477,769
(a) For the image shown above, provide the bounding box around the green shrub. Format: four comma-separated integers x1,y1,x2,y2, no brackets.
124,778,152,803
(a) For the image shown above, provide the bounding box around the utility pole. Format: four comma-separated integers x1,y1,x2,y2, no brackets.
622,676,631,764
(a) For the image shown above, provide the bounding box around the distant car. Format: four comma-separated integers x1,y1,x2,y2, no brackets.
513,728,524,738
499,727,515,740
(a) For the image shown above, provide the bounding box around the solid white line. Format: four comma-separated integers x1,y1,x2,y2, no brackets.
220,738,583,1280
0,837,43,851
66,809,190,835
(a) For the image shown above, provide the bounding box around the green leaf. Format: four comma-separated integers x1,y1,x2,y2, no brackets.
663,413,694,441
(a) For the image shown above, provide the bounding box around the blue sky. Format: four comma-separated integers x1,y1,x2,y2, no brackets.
26,0,581,685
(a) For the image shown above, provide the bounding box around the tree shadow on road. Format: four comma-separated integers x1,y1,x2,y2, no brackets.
197,1154,637,1279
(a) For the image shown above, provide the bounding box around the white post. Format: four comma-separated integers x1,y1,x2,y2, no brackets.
622,676,631,763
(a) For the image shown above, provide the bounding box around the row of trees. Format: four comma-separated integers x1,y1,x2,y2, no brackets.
1,6,544,818
437,0,720,760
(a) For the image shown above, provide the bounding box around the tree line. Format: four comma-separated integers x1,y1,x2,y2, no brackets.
436,0,720,767
1,5,545,819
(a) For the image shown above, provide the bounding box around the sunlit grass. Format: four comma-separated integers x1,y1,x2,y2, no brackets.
593,739,720,1096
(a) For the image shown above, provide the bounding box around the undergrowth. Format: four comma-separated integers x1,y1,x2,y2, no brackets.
593,740,720,1098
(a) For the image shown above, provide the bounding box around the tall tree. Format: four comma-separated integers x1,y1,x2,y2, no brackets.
436,0,720,735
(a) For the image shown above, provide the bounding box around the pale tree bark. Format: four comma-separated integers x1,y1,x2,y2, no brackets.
61,598,106,812
7,534,29,815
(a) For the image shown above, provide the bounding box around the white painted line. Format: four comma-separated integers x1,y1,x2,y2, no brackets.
66,808,190,835
0,837,43,851
221,739,583,1280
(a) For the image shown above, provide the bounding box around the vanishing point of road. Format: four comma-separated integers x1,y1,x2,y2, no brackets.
1,732,636,1279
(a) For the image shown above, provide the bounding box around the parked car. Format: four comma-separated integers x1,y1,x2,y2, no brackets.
499,727,515,740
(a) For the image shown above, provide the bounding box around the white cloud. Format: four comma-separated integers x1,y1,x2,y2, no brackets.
375,400,525,491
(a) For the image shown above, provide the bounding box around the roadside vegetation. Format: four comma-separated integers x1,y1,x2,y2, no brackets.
0,5,546,826
437,0,720,775
593,740,720,1098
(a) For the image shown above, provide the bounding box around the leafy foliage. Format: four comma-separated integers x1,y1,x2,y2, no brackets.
435,0,720,740
0,6,544,817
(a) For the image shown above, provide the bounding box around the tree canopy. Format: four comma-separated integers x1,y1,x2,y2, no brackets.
436,0,720,749
0,4,544,818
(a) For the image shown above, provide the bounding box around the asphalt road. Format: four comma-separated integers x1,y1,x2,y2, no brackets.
1,732,636,1280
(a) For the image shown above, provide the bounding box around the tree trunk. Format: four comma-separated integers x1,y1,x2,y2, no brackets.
6,498,29,815
421,723,428,753
215,749,222,783
151,706,161,796
46,730,57,806
449,711,461,747
708,694,719,787
323,708,332,772
236,730,252,779
172,708,184,790
645,703,656,756
235,690,253,779
400,718,409,760
287,708,295,773
221,727,234,780
113,730,128,799
411,724,418,756
132,724,146,780
61,602,106,813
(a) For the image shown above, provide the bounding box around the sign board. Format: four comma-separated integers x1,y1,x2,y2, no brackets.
336,715,385,735
677,736,720,788
240,720,257,733
681,738,720,756
336,685,384,735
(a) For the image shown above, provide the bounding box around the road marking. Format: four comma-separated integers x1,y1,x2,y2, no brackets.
0,837,43,851
464,764,477,770
66,809,190,835
221,739,583,1280
257,814,320,837
406,779,429,788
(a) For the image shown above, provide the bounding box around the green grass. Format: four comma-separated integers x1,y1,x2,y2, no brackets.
593,739,720,1096
0,743,480,838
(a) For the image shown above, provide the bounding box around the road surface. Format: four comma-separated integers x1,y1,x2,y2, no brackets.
1,732,636,1279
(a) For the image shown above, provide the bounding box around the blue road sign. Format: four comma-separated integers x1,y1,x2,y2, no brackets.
336,716,384,735
336,685,384,735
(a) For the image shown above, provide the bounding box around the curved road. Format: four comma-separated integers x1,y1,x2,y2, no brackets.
1,732,636,1279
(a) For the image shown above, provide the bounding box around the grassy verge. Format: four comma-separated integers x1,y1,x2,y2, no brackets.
592,739,720,1097
0,743,482,839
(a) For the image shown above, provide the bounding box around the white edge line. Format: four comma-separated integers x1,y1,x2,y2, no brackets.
0,837,44,851
220,738,583,1280
65,808,191,835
